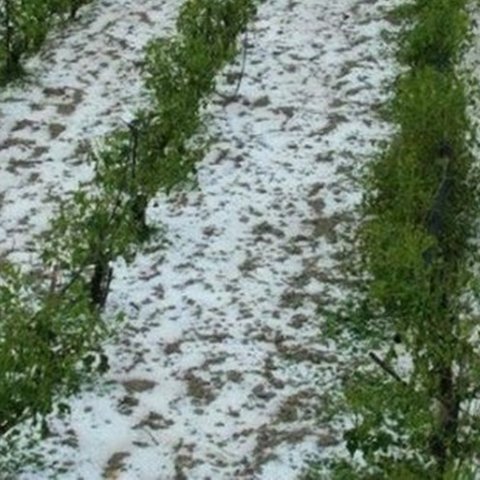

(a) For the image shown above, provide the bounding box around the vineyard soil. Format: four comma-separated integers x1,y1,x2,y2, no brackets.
0,0,401,478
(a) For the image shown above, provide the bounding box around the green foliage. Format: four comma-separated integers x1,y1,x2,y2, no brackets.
398,0,470,70
42,187,137,272
144,0,255,104
307,458,479,480
177,0,256,74
391,68,469,162
0,0,259,471
0,262,104,438
312,0,480,477
0,0,91,83
91,127,157,239
143,0,256,189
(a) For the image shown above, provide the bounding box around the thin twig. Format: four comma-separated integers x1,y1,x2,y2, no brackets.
216,27,249,103
369,351,407,386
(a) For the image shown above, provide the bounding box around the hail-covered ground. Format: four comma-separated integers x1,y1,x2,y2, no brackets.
0,0,400,478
